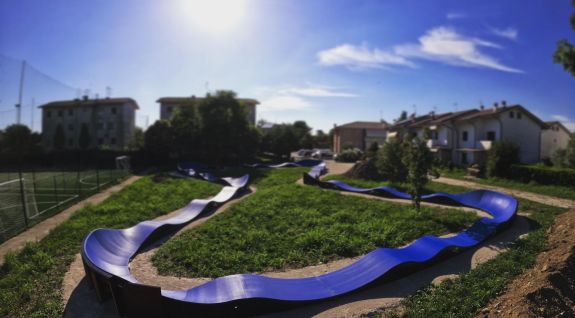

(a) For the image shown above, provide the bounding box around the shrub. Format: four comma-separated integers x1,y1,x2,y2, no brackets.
366,142,380,159
344,159,382,180
375,139,407,182
507,164,575,186
486,140,520,178
335,148,363,163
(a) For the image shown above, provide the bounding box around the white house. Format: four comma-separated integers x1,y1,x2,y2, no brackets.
541,121,572,159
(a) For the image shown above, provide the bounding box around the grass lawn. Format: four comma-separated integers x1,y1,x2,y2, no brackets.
152,169,478,278
439,168,575,201
0,176,221,318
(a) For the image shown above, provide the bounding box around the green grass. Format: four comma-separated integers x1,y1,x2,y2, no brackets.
0,176,221,318
152,170,478,278
439,168,575,200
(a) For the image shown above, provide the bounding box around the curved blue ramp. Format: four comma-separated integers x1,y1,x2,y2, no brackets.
81,162,517,317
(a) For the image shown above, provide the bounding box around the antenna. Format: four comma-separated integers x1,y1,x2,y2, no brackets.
453,102,458,111
106,86,112,98
205,81,210,94
433,105,437,113
412,104,417,115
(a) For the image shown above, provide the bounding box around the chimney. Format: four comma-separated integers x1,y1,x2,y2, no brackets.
501,100,507,107
82,95,89,101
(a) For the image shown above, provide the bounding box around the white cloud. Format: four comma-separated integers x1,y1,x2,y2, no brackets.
317,43,415,70
318,26,523,73
259,96,313,111
447,12,466,20
490,27,518,40
552,114,570,122
280,85,357,97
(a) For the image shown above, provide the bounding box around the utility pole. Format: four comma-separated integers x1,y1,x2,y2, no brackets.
16,60,26,124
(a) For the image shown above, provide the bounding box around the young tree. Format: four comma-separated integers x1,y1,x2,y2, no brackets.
396,110,408,122
402,138,433,212
171,104,202,159
375,139,407,182
78,123,91,150
2,124,39,154
486,140,520,178
554,1,575,76
145,120,173,159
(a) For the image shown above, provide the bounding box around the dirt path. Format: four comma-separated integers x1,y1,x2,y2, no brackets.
478,209,575,318
433,177,575,209
0,175,142,264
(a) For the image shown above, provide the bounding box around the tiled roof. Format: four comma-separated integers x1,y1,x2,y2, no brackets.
38,97,139,109
335,121,388,130
157,97,259,105
456,104,546,127
545,121,572,134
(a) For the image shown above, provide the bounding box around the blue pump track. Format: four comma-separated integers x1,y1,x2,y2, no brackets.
80,160,517,317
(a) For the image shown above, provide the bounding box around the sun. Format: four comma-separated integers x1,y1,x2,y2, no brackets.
178,0,247,34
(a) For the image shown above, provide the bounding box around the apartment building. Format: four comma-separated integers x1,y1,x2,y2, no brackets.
157,96,258,125
388,102,550,166
332,121,388,154
39,96,138,151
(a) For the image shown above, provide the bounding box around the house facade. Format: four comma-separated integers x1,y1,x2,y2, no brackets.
157,96,258,125
39,96,138,151
388,103,554,166
332,121,388,153
541,121,572,159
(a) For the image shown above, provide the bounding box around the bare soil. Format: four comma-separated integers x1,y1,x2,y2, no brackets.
478,209,575,318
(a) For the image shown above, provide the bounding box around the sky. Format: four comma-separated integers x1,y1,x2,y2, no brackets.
1,0,574,132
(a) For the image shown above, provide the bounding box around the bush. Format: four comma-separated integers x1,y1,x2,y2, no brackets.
507,164,575,186
486,140,520,178
344,159,382,180
335,148,363,163
375,139,406,182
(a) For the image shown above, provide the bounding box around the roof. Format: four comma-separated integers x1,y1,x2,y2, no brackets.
427,109,479,125
545,121,573,134
388,114,431,131
157,97,259,105
38,97,139,109
335,121,388,130
456,104,547,128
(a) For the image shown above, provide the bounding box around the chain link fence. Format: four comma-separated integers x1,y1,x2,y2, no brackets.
0,166,130,243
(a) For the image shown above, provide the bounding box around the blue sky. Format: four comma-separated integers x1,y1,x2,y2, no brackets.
1,0,574,132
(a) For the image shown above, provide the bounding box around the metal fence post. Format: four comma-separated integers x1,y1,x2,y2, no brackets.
77,170,82,198
53,176,59,205
18,169,29,228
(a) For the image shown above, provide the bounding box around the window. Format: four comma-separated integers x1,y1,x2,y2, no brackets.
487,131,496,141
462,131,468,142
517,112,522,119
432,131,438,140
68,124,74,131
509,111,514,118
111,138,117,145
167,106,173,113
111,107,117,115
68,109,74,116
46,110,52,118
58,110,63,117
461,153,468,165
107,122,114,130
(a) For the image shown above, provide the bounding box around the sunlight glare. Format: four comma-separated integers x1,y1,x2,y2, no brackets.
178,0,247,34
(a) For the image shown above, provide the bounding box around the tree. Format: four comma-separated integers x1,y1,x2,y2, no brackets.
396,110,408,122
79,123,91,150
145,120,173,158
312,130,330,149
293,120,313,148
554,135,575,168
554,1,575,76
261,124,300,159
128,127,145,151
402,138,433,212
366,141,380,158
2,124,40,154
171,104,202,158
375,139,407,182
486,140,520,178
53,124,66,151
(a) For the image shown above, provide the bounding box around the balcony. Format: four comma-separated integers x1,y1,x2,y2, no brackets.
426,139,450,148
476,140,493,150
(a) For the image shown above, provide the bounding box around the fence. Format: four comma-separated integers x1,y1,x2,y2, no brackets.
0,168,130,243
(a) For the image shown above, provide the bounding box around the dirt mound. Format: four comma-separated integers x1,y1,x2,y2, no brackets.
344,159,382,180
478,209,575,317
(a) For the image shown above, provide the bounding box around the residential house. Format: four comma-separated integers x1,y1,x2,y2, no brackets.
389,102,550,166
332,121,388,154
157,96,259,125
39,96,138,151
541,121,572,159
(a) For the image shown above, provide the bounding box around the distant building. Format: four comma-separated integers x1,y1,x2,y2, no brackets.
157,96,258,125
39,96,138,151
332,121,388,154
541,121,572,160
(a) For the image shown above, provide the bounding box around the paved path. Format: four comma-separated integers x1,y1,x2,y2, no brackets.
432,177,575,209
0,175,142,264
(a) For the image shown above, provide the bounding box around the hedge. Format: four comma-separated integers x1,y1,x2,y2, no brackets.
507,164,575,186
